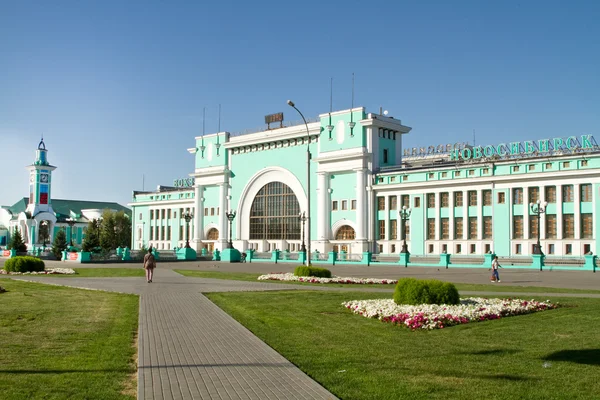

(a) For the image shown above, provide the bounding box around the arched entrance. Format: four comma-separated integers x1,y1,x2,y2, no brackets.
333,225,356,256
249,182,301,241
205,228,219,251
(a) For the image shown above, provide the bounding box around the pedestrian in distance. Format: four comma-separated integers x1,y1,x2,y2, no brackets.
491,255,502,282
143,247,157,283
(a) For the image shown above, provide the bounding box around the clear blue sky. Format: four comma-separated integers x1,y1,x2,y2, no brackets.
1,1,599,208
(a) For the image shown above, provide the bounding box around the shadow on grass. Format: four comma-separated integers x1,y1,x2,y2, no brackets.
543,349,600,366
464,349,522,356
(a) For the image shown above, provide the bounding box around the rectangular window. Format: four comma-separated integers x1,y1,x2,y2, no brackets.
167,209,171,219
217,207,220,215
562,185,574,203
516,244,522,254
155,226,159,241
528,187,539,204
545,186,556,203
582,160,588,167
441,171,447,178
485,244,491,253
454,192,463,207
160,226,165,240
584,244,591,254
332,201,338,211
204,208,208,216
179,225,183,240
405,221,410,241
391,244,396,253
390,176,396,182
455,170,461,177
351,200,356,210
563,214,574,239
565,244,573,255
529,215,539,239
150,210,154,219
548,244,555,255
528,164,535,171
401,195,410,209
414,197,421,208
468,217,477,239
403,175,408,181
377,197,385,210
341,200,348,210
440,192,449,208
149,226,154,240
428,173,434,179
470,244,476,254
428,244,434,254
563,161,570,168
441,218,449,239
469,170,475,176
513,216,523,239
482,168,489,174
427,218,435,240
389,196,397,210
427,193,435,208
456,244,462,254
383,149,389,164
483,190,492,206
581,214,593,239
581,184,592,202
546,214,557,239
468,191,477,206
167,226,171,240
390,219,398,240
378,220,385,240
454,217,463,239
211,207,215,216
498,192,506,204
161,209,165,219
513,166,520,172
513,188,523,204
483,216,492,239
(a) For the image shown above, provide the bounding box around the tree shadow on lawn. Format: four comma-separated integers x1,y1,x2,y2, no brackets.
543,349,600,366
458,349,522,356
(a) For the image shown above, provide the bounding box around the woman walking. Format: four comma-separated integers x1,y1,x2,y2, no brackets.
143,247,156,283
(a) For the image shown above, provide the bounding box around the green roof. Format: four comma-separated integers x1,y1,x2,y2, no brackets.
2,198,130,222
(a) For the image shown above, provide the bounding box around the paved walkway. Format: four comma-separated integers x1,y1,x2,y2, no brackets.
6,260,600,399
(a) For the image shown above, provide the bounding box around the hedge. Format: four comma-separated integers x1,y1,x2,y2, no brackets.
393,278,460,305
294,266,332,278
4,256,45,273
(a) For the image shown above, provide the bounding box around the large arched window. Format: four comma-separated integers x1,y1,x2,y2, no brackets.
249,182,300,240
207,228,219,240
335,225,356,240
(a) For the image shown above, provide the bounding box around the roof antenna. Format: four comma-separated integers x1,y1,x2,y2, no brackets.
218,104,221,132
473,129,476,146
349,73,356,136
326,78,334,139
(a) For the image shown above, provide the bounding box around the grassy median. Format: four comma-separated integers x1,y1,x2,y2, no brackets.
206,290,600,400
0,280,139,400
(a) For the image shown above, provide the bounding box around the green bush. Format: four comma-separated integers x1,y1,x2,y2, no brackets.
294,266,332,278
4,256,45,273
393,278,459,305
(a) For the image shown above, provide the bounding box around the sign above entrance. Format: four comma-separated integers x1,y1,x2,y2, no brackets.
449,135,597,161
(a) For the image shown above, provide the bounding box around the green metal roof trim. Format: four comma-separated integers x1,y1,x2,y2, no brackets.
2,198,130,221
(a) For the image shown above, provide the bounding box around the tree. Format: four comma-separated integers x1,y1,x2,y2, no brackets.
113,210,132,248
8,228,27,253
100,210,116,251
52,229,68,260
82,219,101,252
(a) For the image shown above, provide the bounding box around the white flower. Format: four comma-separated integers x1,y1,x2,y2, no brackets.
258,272,397,285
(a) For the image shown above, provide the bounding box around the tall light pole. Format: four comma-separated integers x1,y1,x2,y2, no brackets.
530,199,547,260
287,100,312,266
226,210,236,249
66,218,76,246
298,211,307,255
399,206,411,254
183,211,193,248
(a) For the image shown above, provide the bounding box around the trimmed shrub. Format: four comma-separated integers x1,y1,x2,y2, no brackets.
294,266,332,278
4,256,45,273
393,278,459,305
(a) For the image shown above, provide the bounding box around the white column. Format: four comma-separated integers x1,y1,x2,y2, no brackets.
556,185,563,240
355,169,367,241
316,172,330,243
194,185,204,244
396,194,402,240
477,189,483,240
434,193,440,241
218,183,228,249
449,191,455,244
384,195,390,241
463,190,469,240
574,184,581,239
524,187,530,240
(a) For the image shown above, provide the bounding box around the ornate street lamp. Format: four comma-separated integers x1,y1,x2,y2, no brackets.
183,211,193,248
226,210,236,249
298,211,307,255
287,100,312,266
66,218,76,246
40,220,49,248
399,206,412,254
529,199,548,258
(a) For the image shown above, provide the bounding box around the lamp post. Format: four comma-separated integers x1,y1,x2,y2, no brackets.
226,210,236,249
530,199,548,257
40,220,48,249
66,218,76,246
183,211,193,248
399,206,412,254
298,212,307,255
287,100,312,266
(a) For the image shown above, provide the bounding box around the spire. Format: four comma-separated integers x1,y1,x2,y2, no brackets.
35,137,49,166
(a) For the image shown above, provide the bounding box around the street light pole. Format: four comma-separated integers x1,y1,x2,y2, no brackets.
298,211,307,255
399,206,412,254
529,199,547,261
66,218,75,246
226,210,236,249
287,100,311,266
183,211,193,248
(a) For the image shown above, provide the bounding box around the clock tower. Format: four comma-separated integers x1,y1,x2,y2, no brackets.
25,138,57,216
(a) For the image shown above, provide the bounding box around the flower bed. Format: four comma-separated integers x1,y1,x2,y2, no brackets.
258,272,397,285
343,297,557,330
0,267,76,275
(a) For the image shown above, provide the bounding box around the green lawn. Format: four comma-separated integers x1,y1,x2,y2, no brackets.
0,280,139,400
174,269,600,294
205,290,600,400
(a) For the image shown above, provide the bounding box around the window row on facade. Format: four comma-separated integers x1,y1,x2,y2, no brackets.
332,199,357,211
147,207,194,220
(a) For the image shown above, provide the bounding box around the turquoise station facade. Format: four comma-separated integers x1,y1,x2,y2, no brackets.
130,106,600,259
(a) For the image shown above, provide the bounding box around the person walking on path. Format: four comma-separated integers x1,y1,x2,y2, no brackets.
491,255,502,282
143,247,156,283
